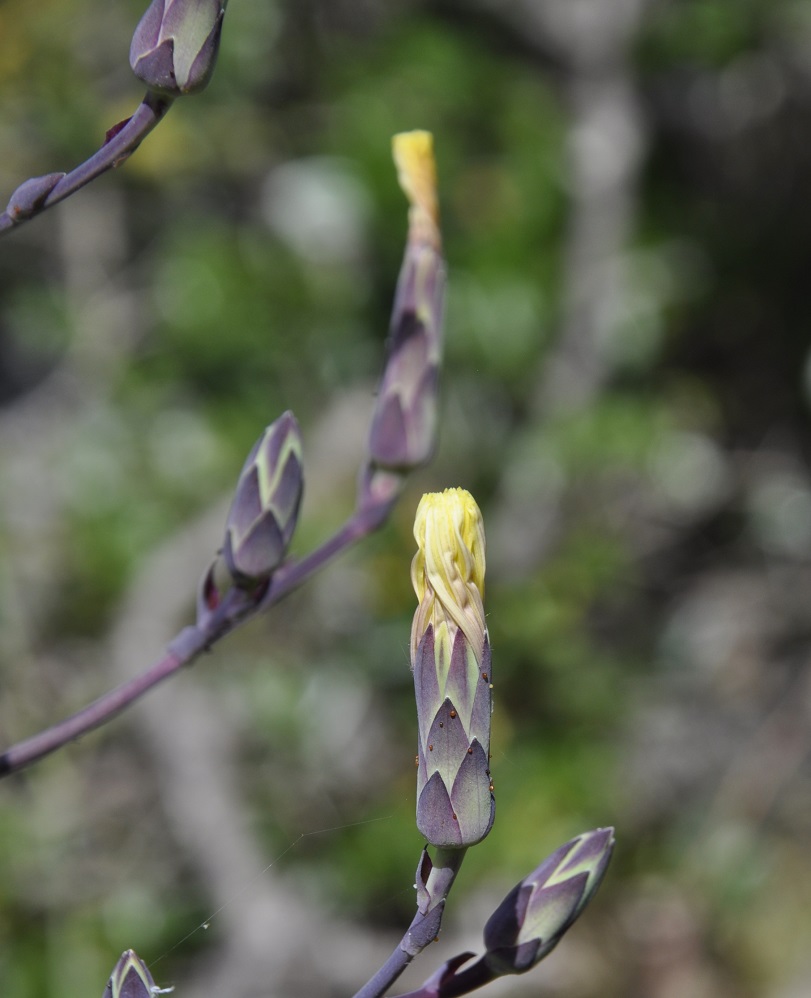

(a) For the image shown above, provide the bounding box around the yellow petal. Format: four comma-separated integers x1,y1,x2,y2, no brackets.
392,130,439,238
411,488,486,656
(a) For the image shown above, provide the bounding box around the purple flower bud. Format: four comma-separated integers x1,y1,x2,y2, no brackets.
483,828,615,974
5,173,65,222
103,950,160,998
220,411,304,588
367,132,445,473
130,0,226,96
411,489,494,848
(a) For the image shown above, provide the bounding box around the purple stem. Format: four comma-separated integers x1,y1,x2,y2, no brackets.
0,627,204,777
352,847,466,998
0,498,394,778
396,957,497,998
0,91,173,235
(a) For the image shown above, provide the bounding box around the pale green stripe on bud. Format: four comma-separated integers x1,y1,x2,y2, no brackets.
130,0,226,96
483,827,615,974
103,949,162,998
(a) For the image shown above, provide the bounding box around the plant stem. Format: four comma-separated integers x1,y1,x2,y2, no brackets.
0,626,203,776
0,91,174,235
0,500,394,778
352,847,467,998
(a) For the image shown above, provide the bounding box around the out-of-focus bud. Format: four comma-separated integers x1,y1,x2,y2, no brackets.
130,0,226,97
221,410,303,587
103,949,163,998
4,173,65,223
366,131,445,474
411,488,494,849
483,828,615,974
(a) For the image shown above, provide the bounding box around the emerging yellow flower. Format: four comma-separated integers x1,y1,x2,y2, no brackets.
411,488,486,666
392,130,440,246
365,131,445,480
410,488,494,849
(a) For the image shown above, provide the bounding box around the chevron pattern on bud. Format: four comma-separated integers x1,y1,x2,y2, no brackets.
103,949,159,998
222,410,303,587
411,488,494,848
130,0,226,96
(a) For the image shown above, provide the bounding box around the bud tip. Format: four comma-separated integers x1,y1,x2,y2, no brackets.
393,130,439,231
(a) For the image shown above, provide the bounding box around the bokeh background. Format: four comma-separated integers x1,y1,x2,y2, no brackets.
2,0,811,995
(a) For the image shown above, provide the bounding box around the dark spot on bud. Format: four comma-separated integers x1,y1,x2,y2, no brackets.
482,673,489,681
439,722,444,728
467,747,473,755
452,813,457,821
415,755,419,767
428,744,434,751
449,709,457,719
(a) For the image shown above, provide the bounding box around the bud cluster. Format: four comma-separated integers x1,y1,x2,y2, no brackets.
199,411,304,620
104,949,162,998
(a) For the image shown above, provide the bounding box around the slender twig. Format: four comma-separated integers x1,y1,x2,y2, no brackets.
0,91,174,235
0,499,394,778
0,631,198,778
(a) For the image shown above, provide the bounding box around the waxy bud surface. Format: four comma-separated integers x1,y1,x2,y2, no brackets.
483,827,615,973
130,0,226,96
411,488,494,848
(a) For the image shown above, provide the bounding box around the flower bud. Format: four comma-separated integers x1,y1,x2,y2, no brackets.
411,488,494,848
483,827,615,974
220,410,304,588
130,0,226,97
4,173,65,223
103,950,159,998
366,131,445,473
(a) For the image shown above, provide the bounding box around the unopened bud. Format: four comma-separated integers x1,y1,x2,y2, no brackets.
221,410,303,587
130,0,226,96
411,488,494,848
366,131,445,473
103,949,164,998
483,828,615,974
